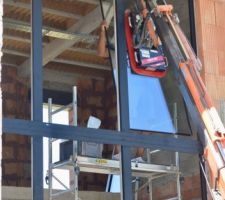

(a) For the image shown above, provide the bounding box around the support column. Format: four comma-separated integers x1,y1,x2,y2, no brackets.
31,0,43,200
115,0,132,199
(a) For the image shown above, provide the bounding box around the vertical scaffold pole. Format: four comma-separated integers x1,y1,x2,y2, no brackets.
147,149,153,200
174,103,181,200
72,86,79,200
48,98,53,200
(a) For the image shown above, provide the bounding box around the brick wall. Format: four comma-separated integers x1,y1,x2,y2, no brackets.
68,76,117,191
195,0,225,111
138,173,201,200
2,66,31,186
1,66,116,191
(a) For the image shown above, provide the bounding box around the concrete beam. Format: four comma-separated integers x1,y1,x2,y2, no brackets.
4,18,98,42
18,4,112,77
3,49,109,70
2,48,110,70
77,0,111,5
4,35,97,55
54,58,110,71
2,186,120,200
2,60,104,88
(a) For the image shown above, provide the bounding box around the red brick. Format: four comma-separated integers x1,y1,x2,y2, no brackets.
205,74,219,100
217,80,225,99
1,83,16,94
3,66,17,78
2,146,15,159
108,107,117,118
202,50,219,75
77,79,93,90
218,51,225,76
94,80,104,92
4,162,23,176
18,136,29,145
96,109,105,120
87,96,103,107
183,176,193,191
5,99,17,114
215,26,225,51
81,108,92,122
215,2,225,28
17,147,31,161
201,24,217,50
106,78,114,90
201,0,216,25
4,134,18,143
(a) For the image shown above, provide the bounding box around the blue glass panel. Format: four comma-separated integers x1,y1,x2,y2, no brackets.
127,67,175,133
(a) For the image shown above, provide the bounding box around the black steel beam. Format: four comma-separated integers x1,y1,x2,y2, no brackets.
188,0,197,54
115,0,132,199
31,0,43,199
3,118,201,154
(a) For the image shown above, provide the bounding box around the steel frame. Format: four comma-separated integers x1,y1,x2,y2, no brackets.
2,0,201,200
30,1,43,199
115,0,132,199
3,118,200,153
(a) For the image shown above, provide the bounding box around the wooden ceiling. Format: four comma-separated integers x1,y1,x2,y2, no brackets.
2,0,113,91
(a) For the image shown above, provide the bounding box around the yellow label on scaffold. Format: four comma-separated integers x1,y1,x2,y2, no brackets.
95,159,108,164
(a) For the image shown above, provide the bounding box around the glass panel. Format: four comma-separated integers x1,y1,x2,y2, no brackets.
127,67,175,133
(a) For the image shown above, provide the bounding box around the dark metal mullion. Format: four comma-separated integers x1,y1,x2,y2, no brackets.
31,0,43,200
188,0,197,54
115,0,132,199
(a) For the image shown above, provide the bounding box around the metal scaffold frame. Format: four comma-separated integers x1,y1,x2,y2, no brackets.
47,87,79,199
46,87,181,200
2,0,201,200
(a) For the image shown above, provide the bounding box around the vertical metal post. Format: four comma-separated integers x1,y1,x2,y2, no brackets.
72,86,79,200
174,103,181,200
199,157,208,200
48,98,53,200
31,0,43,200
188,0,197,54
114,0,132,199
134,178,139,200
219,100,225,124
147,149,153,200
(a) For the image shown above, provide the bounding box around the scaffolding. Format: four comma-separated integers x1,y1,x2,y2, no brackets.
46,87,182,200
47,86,79,200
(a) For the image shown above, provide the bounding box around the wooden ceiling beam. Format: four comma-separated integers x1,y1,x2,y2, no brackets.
4,0,82,20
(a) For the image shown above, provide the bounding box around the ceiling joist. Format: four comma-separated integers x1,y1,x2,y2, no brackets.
4,0,82,20
18,4,113,77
